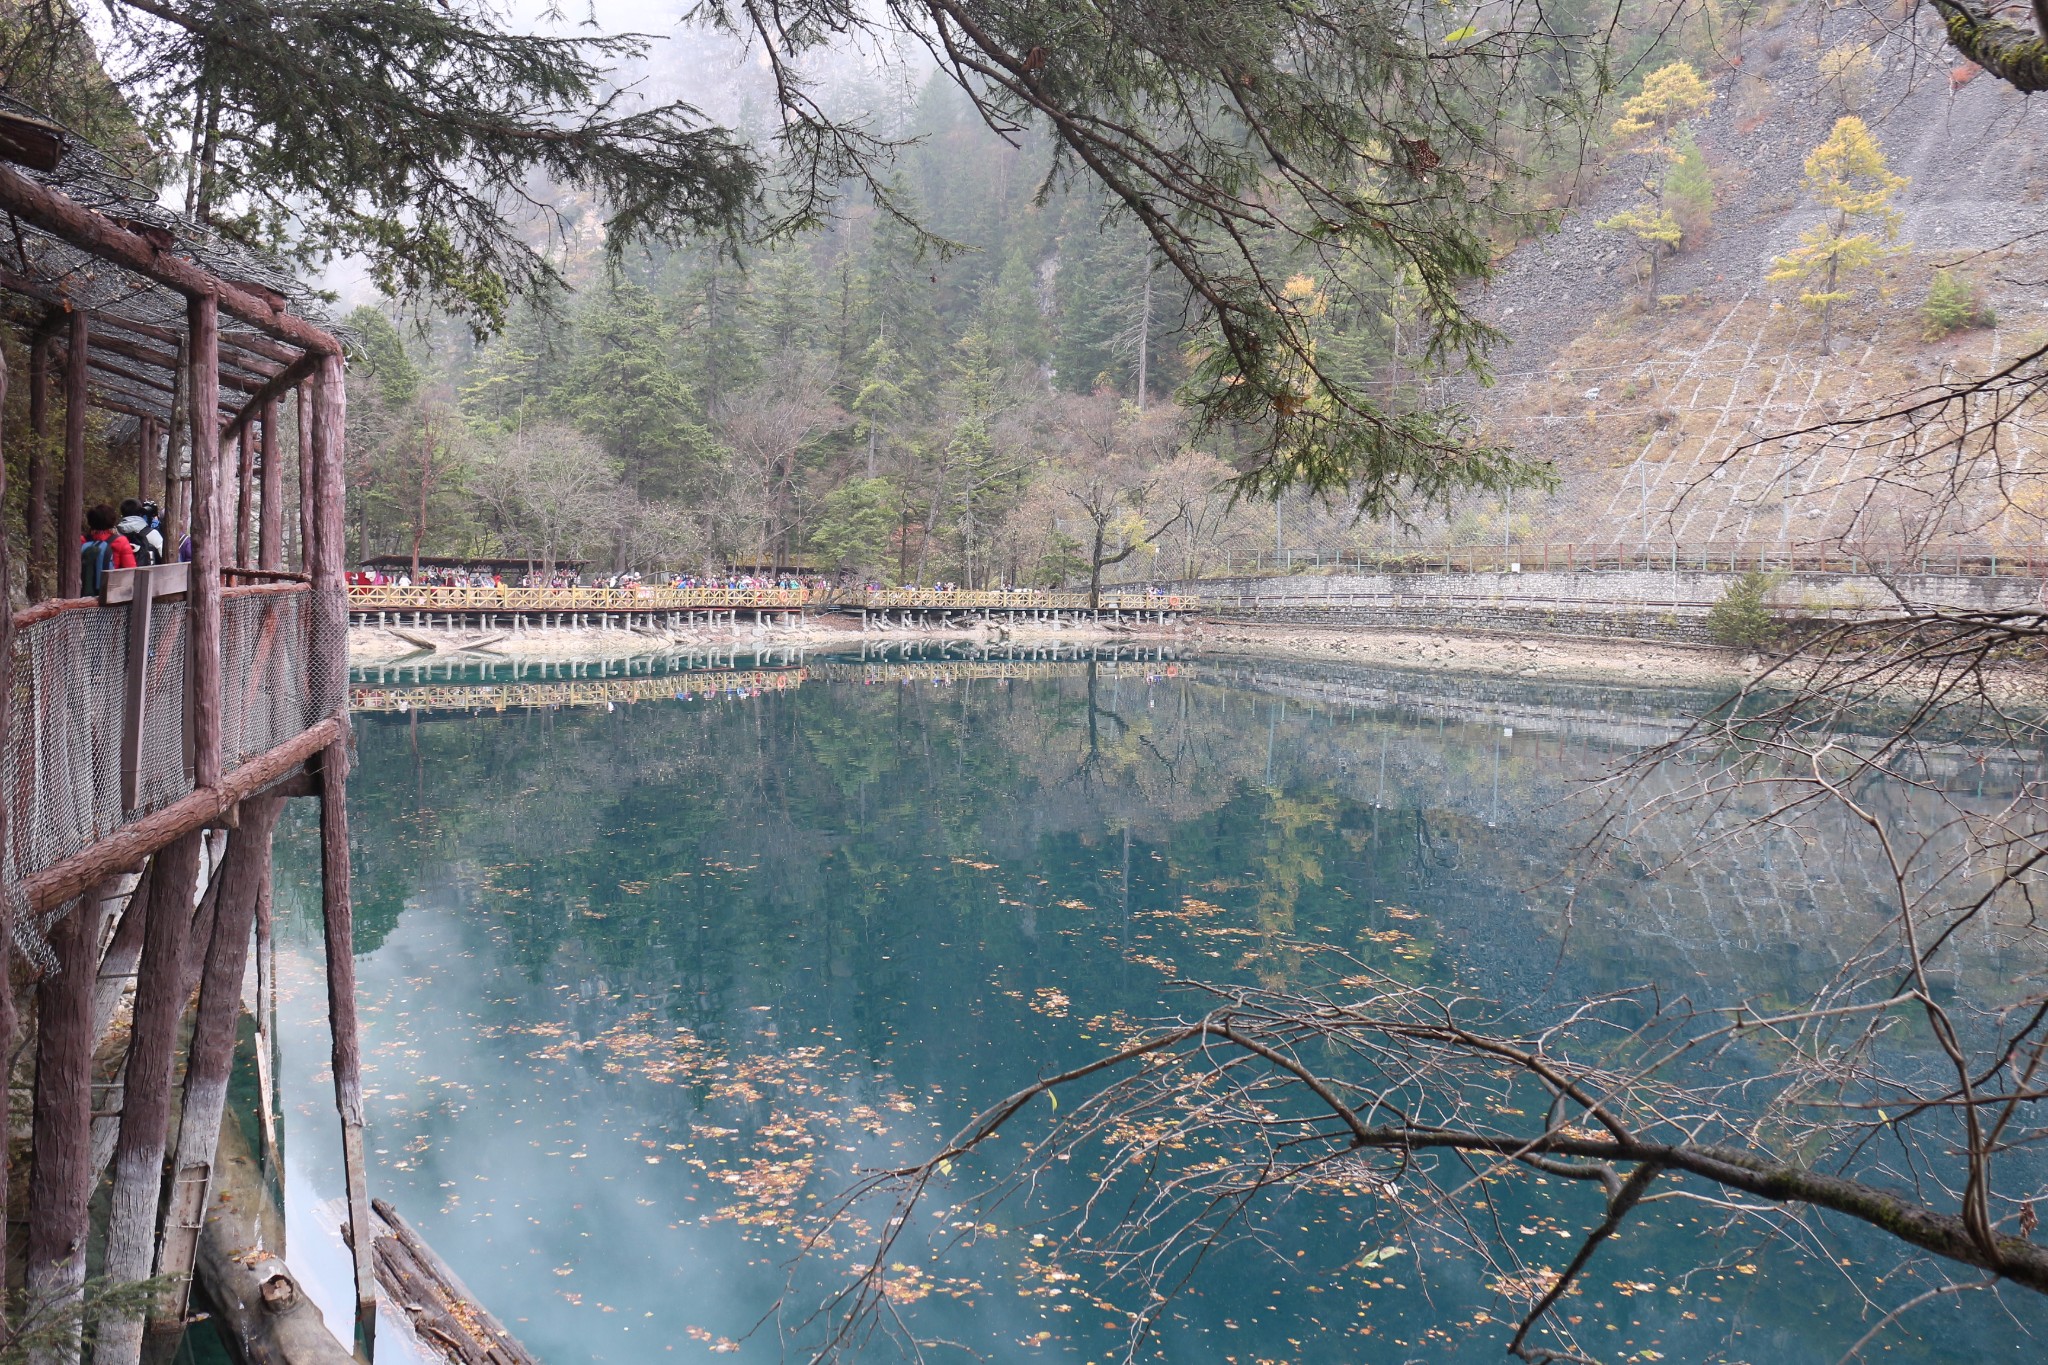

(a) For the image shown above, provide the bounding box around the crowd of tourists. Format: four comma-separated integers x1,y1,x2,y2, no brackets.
79,498,177,595
331,562,1179,598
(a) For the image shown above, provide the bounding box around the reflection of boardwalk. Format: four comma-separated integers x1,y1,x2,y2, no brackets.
815,659,1183,685
350,668,806,714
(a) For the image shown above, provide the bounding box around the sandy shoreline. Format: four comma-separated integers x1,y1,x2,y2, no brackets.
348,613,1754,687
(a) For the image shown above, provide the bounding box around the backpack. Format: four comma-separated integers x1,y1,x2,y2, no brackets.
132,528,162,568
81,537,115,597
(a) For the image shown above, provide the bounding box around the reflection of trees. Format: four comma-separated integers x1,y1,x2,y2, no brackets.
327,656,2041,1050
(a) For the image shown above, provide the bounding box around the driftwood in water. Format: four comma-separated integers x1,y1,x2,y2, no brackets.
195,1090,353,1365
369,1200,539,1365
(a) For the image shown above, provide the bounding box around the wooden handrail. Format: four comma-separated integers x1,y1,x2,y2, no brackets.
20,713,344,916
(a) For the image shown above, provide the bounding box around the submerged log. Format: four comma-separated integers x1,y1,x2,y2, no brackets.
370,1200,540,1365
195,1086,354,1365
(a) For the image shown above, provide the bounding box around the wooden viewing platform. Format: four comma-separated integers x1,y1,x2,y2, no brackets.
0,104,385,1365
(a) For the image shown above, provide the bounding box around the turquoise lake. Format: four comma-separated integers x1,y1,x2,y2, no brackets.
265,647,2048,1363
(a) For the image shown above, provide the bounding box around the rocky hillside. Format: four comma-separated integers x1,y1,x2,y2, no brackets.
1451,5,2048,557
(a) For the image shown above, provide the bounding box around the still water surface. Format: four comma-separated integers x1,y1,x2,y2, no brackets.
270,649,2045,1363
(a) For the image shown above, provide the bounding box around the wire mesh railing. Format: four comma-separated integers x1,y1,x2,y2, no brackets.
5,583,321,900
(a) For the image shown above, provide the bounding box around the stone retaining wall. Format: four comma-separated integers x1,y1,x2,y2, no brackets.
1148,570,2044,645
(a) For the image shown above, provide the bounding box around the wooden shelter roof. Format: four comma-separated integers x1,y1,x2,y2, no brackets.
0,93,345,432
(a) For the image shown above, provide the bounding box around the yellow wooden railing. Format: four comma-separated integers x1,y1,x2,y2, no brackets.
347,584,1199,612
347,584,811,611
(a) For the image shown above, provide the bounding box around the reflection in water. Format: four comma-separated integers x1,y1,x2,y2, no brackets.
271,649,2045,1363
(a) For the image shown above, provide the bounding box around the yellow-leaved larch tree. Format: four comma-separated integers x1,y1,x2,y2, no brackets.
1600,61,1715,300
1767,116,1908,353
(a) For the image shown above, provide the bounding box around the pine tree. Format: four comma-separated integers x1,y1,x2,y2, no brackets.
1609,61,1717,142
28,0,762,329
810,477,899,576
1601,61,1715,300
555,282,715,499
851,331,912,480
1665,127,1715,244
1767,116,1908,353
1922,269,1995,340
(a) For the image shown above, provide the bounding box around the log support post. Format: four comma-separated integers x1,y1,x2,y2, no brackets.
57,308,86,599
0,340,15,1299
25,890,106,1365
234,421,255,568
137,415,157,504
189,293,222,787
28,327,51,600
147,797,282,1349
92,831,203,1365
258,397,283,570
311,352,376,1348
296,384,315,575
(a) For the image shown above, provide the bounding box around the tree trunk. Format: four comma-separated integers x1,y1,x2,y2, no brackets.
26,890,107,1365
92,830,204,1365
411,415,433,582
1136,268,1152,411
1089,520,1106,610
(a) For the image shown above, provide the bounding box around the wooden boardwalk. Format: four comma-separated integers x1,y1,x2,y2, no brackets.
348,583,1198,625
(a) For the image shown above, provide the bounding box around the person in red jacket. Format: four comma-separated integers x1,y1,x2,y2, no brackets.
81,503,137,596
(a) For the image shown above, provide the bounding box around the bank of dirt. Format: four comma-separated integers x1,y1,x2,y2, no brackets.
1189,622,1752,688
346,609,1765,689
